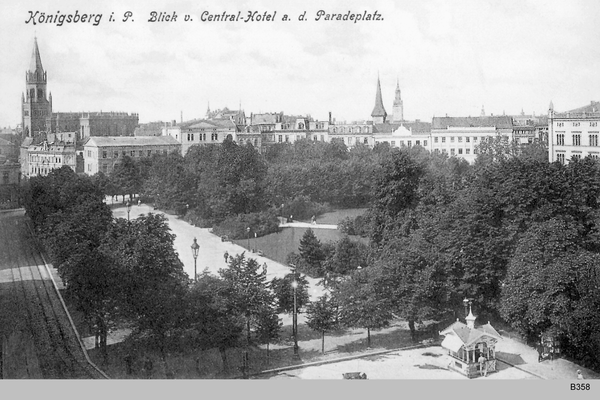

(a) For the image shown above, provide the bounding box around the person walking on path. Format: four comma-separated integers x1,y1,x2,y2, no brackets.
577,370,584,380
224,251,229,263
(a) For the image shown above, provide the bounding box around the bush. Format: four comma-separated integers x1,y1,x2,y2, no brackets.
284,196,330,221
338,215,370,237
183,209,213,228
212,209,281,240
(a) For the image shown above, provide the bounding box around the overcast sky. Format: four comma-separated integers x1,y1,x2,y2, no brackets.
1,0,599,128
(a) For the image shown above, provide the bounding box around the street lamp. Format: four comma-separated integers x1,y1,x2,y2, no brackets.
191,237,200,282
290,264,300,359
126,200,132,221
246,227,250,250
281,203,284,223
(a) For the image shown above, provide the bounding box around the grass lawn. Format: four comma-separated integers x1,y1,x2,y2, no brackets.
234,208,369,265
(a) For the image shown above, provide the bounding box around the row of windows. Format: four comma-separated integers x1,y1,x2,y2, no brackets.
556,134,600,146
187,133,219,141
332,126,371,134
556,122,598,127
29,155,62,164
433,148,478,156
555,152,599,164
100,149,169,159
434,136,481,144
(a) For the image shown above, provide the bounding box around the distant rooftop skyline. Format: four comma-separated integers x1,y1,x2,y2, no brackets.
1,0,599,128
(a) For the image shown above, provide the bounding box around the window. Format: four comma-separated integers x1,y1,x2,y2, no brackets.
591,122,598,127
424,140,428,146
557,153,565,164
458,137,462,143
474,148,479,154
450,137,455,142
147,150,152,156
285,135,289,142
434,137,439,143
590,135,598,147
391,141,396,147
130,150,135,157
416,140,421,146
573,122,580,127
211,133,218,141
450,149,455,155
278,135,283,143
363,137,368,144
466,137,470,143
557,134,565,145
573,154,582,160
466,149,471,155
442,137,446,143
458,148,463,155
573,134,581,146
87,150,91,157
408,140,412,147
113,151,119,158
442,149,447,154
474,137,478,142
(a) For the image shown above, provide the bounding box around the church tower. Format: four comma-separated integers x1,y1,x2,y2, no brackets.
371,76,387,124
22,37,51,139
392,79,404,123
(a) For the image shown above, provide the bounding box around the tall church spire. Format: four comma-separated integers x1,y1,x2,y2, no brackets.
371,75,387,124
392,78,404,123
29,36,45,77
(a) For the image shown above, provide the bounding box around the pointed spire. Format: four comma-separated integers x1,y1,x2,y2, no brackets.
466,304,476,329
549,100,554,111
29,36,44,74
371,75,387,122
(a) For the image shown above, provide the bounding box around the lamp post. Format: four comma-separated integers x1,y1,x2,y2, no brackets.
126,200,132,221
290,264,300,359
281,203,284,224
246,227,250,250
191,237,199,282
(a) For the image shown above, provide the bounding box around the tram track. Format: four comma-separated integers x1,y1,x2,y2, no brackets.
1,211,107,379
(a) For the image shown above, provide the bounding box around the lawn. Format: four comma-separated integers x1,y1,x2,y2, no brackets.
233,208,369,265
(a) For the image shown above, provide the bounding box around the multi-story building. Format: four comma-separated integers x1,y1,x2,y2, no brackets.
25,140,78,177
82,136,181,175
164,118,240,155
0,155,21,205
430,115,513,163
548,101,600,164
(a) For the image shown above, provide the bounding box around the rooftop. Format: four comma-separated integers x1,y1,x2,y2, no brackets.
84,136,180,147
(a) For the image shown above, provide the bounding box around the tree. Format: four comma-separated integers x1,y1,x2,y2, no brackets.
305,295,337,353
110,155,141,200
333,267,393,348
219,253,277,376
323,236,370,276
271,273,310,314
298,228,325,276
187,271,244,372
255,305,282,363
370,232,452,341
104,214,189,361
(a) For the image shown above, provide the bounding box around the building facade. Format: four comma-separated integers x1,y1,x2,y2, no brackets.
548,101,600,164
25,140,78,177
83,136,181,175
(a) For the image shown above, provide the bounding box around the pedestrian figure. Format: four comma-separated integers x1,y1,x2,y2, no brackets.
478,354,487,377
144,357,153,379
224,251,229,263
311,215,316,225
138,199,141,206
577,370,584,380
537,344,544,362
124,353,133,375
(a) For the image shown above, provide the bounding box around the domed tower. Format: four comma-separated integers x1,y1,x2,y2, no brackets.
371,75,387,124
22,37,52,138
392,79,404,123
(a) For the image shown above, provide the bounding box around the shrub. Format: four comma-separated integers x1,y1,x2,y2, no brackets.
284,196,330,221
212,209,280,240
338,215,370,237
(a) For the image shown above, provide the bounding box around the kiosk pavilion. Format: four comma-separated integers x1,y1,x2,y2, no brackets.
439,306,502,378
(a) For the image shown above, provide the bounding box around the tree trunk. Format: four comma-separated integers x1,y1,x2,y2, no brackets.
367,328,371,348
266,342,270,366
322,331,325,354
219,347,228,372
408,319,416,342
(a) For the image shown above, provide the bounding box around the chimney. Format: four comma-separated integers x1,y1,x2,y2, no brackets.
328,111,332,124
